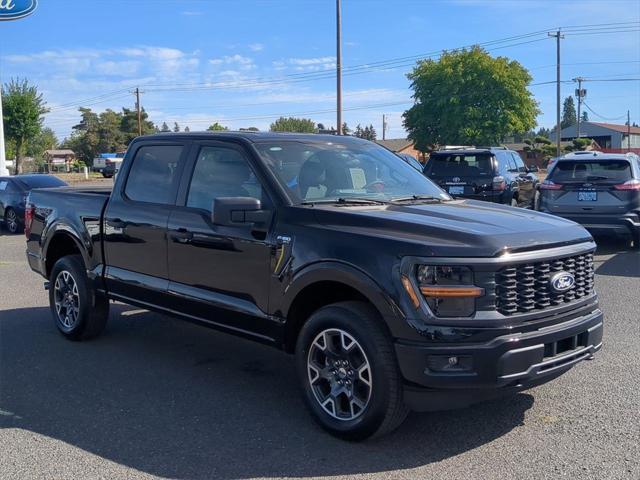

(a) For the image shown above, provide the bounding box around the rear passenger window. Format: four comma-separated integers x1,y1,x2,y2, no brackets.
512,153,527,173
125,145,184,204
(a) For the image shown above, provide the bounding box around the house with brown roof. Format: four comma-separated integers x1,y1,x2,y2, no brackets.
44,149,76,171
375,138,426,162
550,121,640,150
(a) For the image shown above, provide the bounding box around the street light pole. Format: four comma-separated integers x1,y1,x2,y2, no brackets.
549,29,563,157
336,0,343,135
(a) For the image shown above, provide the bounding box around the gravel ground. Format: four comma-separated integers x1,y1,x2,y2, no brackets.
0,231,638,480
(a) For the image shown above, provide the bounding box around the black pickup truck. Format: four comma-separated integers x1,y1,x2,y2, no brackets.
26,132,603,440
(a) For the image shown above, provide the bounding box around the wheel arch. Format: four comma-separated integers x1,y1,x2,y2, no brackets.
44,228,87,278
281,262,400,353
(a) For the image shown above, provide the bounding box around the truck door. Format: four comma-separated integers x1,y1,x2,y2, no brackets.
166,141,276,340
103,142,188,307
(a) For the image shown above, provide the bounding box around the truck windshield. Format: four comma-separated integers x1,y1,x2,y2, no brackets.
548,160,632,183
254,140,450,204
427,153,494,177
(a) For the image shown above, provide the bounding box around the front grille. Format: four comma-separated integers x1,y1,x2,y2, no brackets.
495,252,595,315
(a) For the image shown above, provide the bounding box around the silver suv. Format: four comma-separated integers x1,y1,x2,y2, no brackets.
538,151,640,248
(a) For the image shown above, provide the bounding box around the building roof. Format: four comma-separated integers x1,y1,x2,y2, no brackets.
587,122,640,135
44,149,75,156
374,138,413,152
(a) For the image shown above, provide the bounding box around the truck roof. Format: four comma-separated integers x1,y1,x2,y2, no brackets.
133,131,373,144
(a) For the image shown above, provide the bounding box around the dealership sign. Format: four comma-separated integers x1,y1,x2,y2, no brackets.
0,0,37,21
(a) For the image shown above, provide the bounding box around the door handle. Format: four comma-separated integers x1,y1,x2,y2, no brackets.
170,228,193,244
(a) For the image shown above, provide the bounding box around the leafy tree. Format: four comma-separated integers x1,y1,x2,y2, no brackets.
581,111,589,122
120,107,155,144
403,47,538,150
239,126,259,131
354,124,377,140
26,127,58,167
173,122,180,132
561,96,577,129
160,122,171,132
342,122,351,135
184,126,190,132
564,137,593,152
1,78,49,173
207,122,228,131
97,109,126,153
269,117,316,133
536,127,551,138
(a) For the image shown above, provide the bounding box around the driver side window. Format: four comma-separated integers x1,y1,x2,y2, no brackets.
186,146,263,212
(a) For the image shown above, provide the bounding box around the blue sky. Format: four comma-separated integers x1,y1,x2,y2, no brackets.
0,0,639,141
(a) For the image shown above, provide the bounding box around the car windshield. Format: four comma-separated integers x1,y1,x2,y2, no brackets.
549,160,632,183
16,175,68,189
254,140,450,204
427,153,494,177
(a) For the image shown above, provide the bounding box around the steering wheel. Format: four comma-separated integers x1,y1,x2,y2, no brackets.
364,180,385,193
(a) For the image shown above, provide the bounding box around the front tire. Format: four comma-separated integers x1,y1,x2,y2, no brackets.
49,255,109,340
295,301,408,440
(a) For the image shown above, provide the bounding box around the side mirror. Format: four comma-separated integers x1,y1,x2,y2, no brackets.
527,165,539,173
212,197,270,226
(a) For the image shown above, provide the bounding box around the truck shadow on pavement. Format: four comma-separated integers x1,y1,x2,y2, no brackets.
593,237,640,278
0,305,533,479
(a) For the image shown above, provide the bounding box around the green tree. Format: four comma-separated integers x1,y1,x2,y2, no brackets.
160,122,171,132
120,107,155,144
173,122,180,132
269,117,316,133
403,47,538,150
564,137,593,152
184,126,190,132
64,107,100,164
1,78,49,173
97,109,126,153
207,122,228,131
581,111,589,122
26,127,58,168
354,124,377,140
342,122,351,135
561,96,577,129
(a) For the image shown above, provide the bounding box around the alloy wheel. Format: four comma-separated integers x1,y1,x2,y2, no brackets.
6,210,18,233
307,328,372,421
54,270,80,329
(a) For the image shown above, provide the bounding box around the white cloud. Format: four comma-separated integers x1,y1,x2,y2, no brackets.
209,54,255,70
288,56,336,66
248,43,264,52
273,56,337,72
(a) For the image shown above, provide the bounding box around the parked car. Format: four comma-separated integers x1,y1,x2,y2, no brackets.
397,152,423,171
424,147,539,208
101,160,120,178
26,133,602,440
0,174,68,233
538,151,640,248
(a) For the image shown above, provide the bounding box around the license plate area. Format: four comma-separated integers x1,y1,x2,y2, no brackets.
578,191,597,201
448,186,465,195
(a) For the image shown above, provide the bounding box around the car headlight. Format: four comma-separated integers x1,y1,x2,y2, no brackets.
402,265,484,317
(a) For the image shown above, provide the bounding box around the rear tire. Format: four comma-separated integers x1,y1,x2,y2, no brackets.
4,208,20,234
295,301,408,440
49,255,109,340
532,191,540,211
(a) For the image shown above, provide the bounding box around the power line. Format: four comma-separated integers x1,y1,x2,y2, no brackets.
582,102,628,121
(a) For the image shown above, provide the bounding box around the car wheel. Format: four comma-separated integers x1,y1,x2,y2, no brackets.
296,301,408,440
4,208,19,234
49,254,109,340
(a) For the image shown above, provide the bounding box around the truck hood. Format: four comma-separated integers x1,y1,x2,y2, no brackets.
310,199,593,257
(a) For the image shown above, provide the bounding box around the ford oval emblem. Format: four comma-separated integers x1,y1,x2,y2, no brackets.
452,177,461,183
550,271,575,293
0,0,38,21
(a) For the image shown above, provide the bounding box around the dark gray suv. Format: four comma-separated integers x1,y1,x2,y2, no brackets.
538,151,640,248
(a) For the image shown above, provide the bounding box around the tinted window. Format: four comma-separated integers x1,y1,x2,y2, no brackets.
187,146,262,211
428,153,494,177
496,153,511,175
255,140,449,203
125,145,184,204
549,160,632,183
17,175,67,189
511,153,527,173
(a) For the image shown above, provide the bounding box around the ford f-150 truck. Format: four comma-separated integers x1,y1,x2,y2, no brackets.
26,132,603,440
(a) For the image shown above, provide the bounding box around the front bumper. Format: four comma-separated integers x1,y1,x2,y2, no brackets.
396,306,603,411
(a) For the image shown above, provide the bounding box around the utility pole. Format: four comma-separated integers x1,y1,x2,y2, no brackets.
135,87,142,137
0,86,8,175
628,110,632,152
382,114,387,140
336,0,343,135
573,77,586,139
549,30,564,157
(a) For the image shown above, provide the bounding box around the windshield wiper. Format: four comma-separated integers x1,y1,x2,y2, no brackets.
301,197,390,206
389,194,445,203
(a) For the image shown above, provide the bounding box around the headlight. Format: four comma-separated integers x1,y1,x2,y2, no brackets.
409,265,483,317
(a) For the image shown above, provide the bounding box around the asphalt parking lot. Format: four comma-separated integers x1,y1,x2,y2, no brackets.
0,231,638,480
